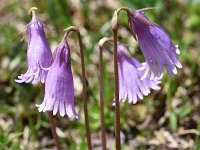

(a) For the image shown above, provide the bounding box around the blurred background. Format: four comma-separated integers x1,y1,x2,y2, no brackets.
0,0,200,149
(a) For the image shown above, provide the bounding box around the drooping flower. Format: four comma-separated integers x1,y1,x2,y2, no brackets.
117,44,161,104
128,8,182,77
36,40,79,118
15,15,53,84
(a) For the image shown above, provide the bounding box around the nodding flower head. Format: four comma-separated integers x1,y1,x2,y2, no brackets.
117,44,162,104
15,15,53,84
128,8,182,77
36,40,79,119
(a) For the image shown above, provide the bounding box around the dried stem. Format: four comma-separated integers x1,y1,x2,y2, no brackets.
64,26,92,150
41,84,61,150
98,37,113,150
111,7,129,150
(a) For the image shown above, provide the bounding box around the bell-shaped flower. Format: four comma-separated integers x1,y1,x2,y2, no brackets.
117,44,161,104
128,8,182,77
36,40,79,118
15,15,53,84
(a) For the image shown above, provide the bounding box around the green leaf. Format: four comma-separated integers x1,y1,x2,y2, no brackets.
169,112,177,132
177,104,193,118
186,14,200,29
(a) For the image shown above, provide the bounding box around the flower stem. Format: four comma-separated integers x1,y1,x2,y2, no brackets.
64,26,92,150
116,7,129,14
42,84,61,150
112,28,121,150
111,8,129,150
98,37,113,150
47,112,62,150
29,7,38,17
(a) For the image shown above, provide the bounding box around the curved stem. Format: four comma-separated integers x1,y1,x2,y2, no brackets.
116,7,129,15
98,37,113,150
29,7,37,17
22,7,37,42
64,26,92,150
111,7,129,150
42,84,61,150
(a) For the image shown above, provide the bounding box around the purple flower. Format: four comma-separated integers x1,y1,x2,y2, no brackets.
128,8,182,77
117,44,161,104
36,40,79,118
15,16,53,84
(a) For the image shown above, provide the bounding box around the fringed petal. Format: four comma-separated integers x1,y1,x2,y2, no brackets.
128,9,181,76
36,41,78,118
117,44,162,105
15,16,53,85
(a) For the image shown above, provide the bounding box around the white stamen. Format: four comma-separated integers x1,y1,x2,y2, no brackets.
176,61,182,68
175,45,180,54
158,73,164,80
172,67,177,74
176,49,180,54
138,63,146,71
